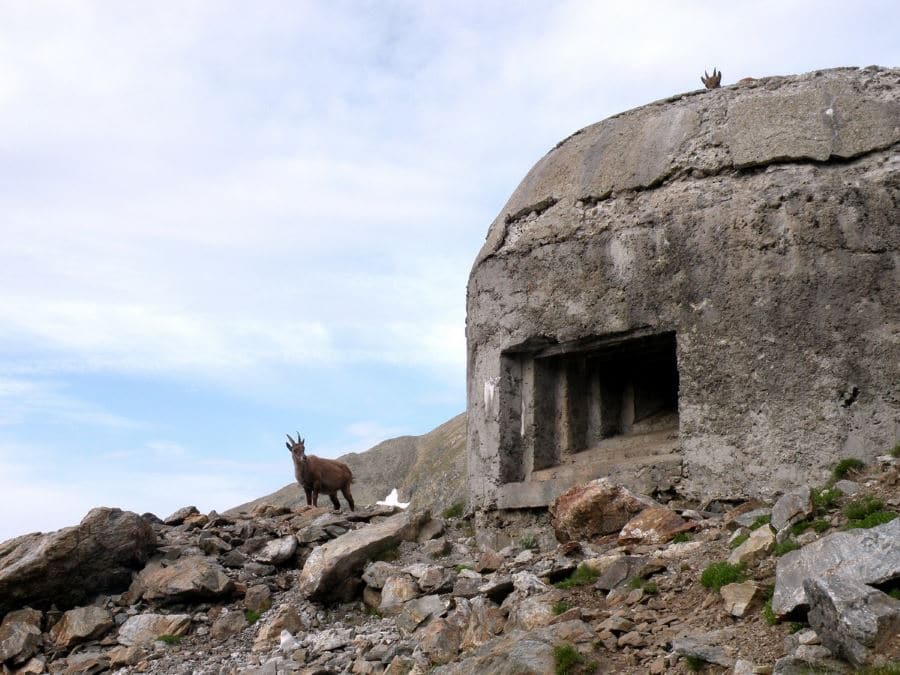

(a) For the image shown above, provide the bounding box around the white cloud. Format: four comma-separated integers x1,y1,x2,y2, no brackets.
0,376,138,429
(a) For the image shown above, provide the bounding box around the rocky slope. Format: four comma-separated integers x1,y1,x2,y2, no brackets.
228,414,466,518
0,450,897,674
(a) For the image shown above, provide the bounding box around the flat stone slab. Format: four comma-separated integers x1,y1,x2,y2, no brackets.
773,518,900,617
298,510,430,602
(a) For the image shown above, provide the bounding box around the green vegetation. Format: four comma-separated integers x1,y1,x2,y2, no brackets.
843,496,898,529
453,564,472,573
519,534,538,550
684,655,707,672
157,634,182,645
625,577,658,594
364,605,382,617
375,546,400,562
442,501,464,519
789,518,830,536
888,589,900,600
812,486,842,513
552,600,571,615
699,562,746,592
762,599,777,625
244,609,260,625
789,621,806,633
729,533,749,549
554,563,600,589
891,443,900,459
672,532,692,544
553,643,584,675
773,539,801,557
854,662,900,675
642,581,659,595
832,457,865,480
749,514,771,530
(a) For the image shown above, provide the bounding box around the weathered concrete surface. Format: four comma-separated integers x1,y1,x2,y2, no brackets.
773,518,900,617
466,67,900,509
0,508,156,614
298,510,430,602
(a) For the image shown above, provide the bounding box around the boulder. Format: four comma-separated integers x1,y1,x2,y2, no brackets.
253,536,297,565
133,557,234,604
671,630,735,668
0,611,41,664
0,508,156,613
773,518,900,617
163,505,200,526
298,510,431,602
460,597,505,650
618,506,692,545
804,576,900,666
252,605,304,652
721,581,758,617
550,478,657,542
210,611,249,641
117,613,191,646
50,606,114,650
396,595,447,634
728,525,775,566
379,576,419,615
417,618,461,665
362,561,397,590
243,585,273,614
771,487,813,532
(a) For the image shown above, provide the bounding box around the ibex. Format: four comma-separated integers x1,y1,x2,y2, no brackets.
701,68,722,89
285,433,355,511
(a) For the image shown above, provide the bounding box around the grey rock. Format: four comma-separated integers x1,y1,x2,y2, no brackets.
298,510,430,602
731,508,772,528
362,561,398,590
772,645,850,674
253,536,298,565
671,629,737,668
163,505,200,526
805,575,900,666
0,612,41,664
772,487,813,532
0,508,156,613
832,480,862,496
210,611,248,641
379,576,419,615
117,613,191,646
133,556,234,604
773,518,900,617
396,594,447,634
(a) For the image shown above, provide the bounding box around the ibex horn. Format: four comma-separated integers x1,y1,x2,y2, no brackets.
286,433,294,444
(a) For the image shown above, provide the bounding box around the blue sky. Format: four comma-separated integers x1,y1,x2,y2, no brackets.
1,1,898,541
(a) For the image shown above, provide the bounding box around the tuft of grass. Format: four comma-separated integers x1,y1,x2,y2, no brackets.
773,539,801,557
729,533,750,549
364,605,382,618
441,501,464,519
789,518,830,537
672,532,692,544
891,444,900,459
519,534,538,550
642,581,658,595
762,599,777,625
749,514,771,530
552,600,571,616
847,510,898,530
812,486,841,513
854,663,900,675
553,642,584,675
699,562,746,592
684,655,707,672
789,621,805,633
832,457,865,480
157,634,182,645
453,564,472,573
243,609,260,625
889,589,900,600
844,495,885,521
554,563,600,589
624,577,657,594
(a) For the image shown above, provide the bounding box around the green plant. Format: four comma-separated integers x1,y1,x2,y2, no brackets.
442,501,464,519
854,662,900,675
832,457,865,480
684,654,707,672
847,510,898,529
789,621,805,633
729,533,749,549
554,563,600,589
552,600,571,615
453,564,472,573
789,518,829,536
844,496,885,520
773,539,801,557
812,486,841,513
672,532,691,544
749,514,771,530
888,589,900,600
365,605,382,617
244,609,260,625
699,562,746,592
762,599,777,625
553,642,584,675
891,443,900,459
642,581,659,595
519,534,538,550
157,634,182,645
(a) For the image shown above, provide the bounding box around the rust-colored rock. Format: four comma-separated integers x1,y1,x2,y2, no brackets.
618,506,693,545
550,478,657,543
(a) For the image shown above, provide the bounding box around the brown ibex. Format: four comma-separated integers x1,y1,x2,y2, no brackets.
701,68,722,89
285,433,355,510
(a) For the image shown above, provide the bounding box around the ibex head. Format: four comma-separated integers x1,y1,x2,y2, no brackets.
701,68,722,89
286,433,306,460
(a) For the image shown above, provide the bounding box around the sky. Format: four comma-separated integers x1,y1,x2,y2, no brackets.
1,1,898,542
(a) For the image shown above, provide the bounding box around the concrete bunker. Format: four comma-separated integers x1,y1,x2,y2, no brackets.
466,67,900,511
